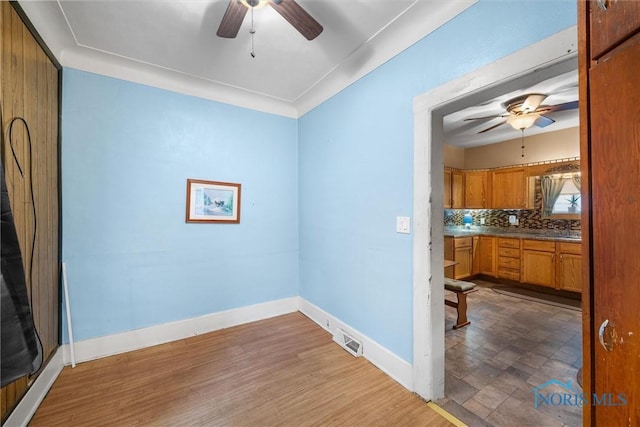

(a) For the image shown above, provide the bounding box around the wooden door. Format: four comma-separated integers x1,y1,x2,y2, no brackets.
590,0,640,59
589,31,640,424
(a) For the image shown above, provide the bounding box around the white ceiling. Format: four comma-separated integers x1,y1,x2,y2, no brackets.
19,0,477,118
443,70,579,148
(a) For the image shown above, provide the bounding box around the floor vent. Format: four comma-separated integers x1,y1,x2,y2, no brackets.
333,328,363,357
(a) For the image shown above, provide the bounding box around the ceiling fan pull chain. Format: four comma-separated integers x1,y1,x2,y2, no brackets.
521,129,525,157
250,7,256,58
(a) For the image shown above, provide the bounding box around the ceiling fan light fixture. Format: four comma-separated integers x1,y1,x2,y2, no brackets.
507,113,540,131
240,0,268,9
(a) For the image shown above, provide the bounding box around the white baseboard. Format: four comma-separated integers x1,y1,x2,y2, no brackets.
62,297,299,365
4,348,65,427
298,297,413,391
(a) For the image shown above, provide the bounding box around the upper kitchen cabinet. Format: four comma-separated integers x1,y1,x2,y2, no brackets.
464,170,489,209
491,167,529,209
444,168,464,209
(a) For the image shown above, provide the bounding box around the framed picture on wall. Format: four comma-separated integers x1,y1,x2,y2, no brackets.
186,179,241,223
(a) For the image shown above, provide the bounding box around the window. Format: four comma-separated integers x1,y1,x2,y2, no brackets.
552,180,581,214
539,172,581,217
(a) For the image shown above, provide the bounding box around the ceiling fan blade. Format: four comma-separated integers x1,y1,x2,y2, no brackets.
478,120,507,134
543,100,579,113
521,93,547,112
464,114,505,121
534,115,555,128
269,0,323,40
217,0,248,38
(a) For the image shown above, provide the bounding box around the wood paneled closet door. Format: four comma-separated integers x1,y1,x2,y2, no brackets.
579,1,640,425
1,2,60,421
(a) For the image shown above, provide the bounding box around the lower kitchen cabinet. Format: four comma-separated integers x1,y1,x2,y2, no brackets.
444,234,582,294
444,237,473,279
477,236,496,276
521,240,556,288
557,242,582,292
497,238,521,281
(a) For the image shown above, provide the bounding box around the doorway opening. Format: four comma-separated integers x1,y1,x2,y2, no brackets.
411,27,580,409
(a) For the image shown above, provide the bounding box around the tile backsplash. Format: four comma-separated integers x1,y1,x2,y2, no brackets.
444,180,581,232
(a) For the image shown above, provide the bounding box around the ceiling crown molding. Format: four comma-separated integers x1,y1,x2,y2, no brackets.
18,0,476,119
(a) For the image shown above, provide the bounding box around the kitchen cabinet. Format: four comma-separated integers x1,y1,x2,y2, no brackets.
444,236,473,280
471,237,480,275
451,171,464,208
497,238,520,281
444,168,451,208
444,168,464,209
464,170,488,209
491,167,528,209
557,242,582,292
445,233,583,292
521,240,556,288
477,236,496,277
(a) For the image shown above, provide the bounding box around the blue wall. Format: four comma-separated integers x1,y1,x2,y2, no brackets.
62,69,298,341
60,1,576,358
298,0,577,363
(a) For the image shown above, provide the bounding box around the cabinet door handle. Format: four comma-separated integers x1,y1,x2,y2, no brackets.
598,319,613,351
596,0,608,11
560,254,563,262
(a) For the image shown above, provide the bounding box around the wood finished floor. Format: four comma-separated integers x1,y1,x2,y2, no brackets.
30,312,454,427
438,281,583,427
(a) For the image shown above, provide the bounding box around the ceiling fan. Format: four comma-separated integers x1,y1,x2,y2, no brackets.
464,93,579,134
217,0,323,41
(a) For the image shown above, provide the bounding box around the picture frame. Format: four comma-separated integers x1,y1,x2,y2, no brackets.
186,179,241,223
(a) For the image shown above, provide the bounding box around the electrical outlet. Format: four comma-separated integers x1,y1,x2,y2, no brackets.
480,218,485,225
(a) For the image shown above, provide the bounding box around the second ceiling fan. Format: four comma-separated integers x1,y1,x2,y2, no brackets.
465,93,579,134
217,0,323,41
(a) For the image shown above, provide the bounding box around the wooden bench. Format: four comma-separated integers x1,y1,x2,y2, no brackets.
444,278,478,329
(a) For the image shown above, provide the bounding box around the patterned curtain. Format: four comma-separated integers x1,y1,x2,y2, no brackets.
541,175,566,217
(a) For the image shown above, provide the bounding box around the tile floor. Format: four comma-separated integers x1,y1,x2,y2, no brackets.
436,280,583,427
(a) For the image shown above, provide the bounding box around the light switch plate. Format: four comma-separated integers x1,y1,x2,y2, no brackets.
396,216,411,234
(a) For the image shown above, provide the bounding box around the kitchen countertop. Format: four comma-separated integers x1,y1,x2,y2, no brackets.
444,226,582,243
